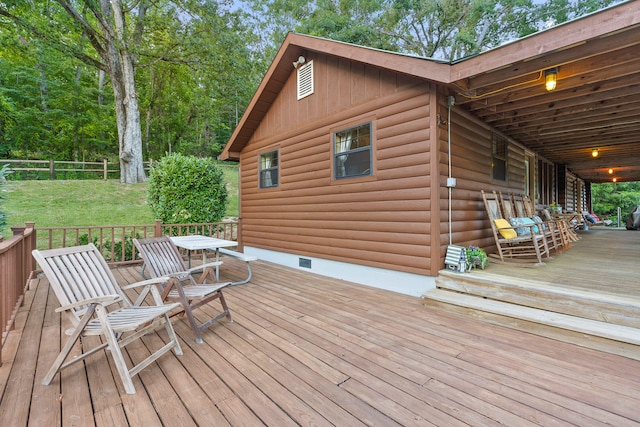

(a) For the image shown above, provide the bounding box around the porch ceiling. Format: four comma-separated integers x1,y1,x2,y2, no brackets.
450,4,640,184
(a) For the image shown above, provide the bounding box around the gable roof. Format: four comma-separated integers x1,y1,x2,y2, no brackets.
221,1,640,183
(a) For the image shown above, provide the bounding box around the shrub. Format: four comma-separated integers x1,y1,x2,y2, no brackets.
147,154,228,224
78,233,139,262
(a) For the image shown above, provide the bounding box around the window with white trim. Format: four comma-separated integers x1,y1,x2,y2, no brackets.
259,150,279,188
334,123,372,180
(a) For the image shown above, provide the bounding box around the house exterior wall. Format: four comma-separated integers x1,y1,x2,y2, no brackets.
236,52,531,292
238,53,436,282
445,105,527,255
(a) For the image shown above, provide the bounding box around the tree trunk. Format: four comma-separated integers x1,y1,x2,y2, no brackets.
106,0,145,183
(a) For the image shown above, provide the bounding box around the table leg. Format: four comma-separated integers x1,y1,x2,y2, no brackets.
215,249,220,281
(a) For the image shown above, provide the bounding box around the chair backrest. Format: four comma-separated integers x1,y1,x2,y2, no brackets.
499,192,516,219
133,236,187,278
521,195,536,217
32,244,129,325
481,190,503,222
512,194,528,218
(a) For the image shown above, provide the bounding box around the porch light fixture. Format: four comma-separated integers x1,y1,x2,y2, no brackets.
592,148,599,158
609,168,614,174
544,68,558,91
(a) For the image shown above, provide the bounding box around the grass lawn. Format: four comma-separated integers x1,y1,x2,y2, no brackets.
3,174,239,233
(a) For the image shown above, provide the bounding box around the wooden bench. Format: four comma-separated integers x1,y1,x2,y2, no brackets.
218,248,258,285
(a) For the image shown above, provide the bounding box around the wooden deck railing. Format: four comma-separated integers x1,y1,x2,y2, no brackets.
0,223,37,366
0,219,239,364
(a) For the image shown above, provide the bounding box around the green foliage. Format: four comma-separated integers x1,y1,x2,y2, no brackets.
466,245,488,270
147,154,228,224
592,181,640,223
78,232,140,262
0,164,12,230
0,0,261,163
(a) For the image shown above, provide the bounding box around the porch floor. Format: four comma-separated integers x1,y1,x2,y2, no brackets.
426,227,640,357
1,248,640,426
472,227,639,298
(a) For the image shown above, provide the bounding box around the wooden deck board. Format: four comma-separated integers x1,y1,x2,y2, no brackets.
2,242,640,426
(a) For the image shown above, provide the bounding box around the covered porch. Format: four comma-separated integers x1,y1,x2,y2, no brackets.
1,228,639,426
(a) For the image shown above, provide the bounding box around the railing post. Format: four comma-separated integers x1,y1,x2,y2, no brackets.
154,220,162,237
11,226,26,236
103,159,108,180
49,159,55,180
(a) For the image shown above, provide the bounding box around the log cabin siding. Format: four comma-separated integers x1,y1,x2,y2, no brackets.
239,56,434,277
237,51,531,279
443,104,527,255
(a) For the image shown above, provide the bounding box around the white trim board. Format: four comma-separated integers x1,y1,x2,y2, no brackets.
243,247,435,297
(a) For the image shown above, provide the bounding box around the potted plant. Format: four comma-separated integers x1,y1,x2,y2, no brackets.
466,246,488,270
549,202,562,214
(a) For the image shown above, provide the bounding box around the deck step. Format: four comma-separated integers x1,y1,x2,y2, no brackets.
436,269,640,329
423,288,640,346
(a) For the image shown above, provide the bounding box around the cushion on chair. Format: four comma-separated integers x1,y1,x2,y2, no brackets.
531,215,548,231
494,218,518,239
509,217,539,236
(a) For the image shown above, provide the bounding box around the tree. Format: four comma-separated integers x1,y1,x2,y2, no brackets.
246,0,624,61
592,181,640,223
354,0,538,60
0,1,263,181
0,0,146,182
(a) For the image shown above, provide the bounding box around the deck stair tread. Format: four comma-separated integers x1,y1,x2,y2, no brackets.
423,287,640,346
435,269,640,329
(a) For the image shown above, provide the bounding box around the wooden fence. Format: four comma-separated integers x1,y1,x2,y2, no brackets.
0,219,239,364
0,159,154,180
0,159,238,180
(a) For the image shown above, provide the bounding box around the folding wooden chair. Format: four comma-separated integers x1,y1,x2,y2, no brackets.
32,244,183,394
133,236,233,344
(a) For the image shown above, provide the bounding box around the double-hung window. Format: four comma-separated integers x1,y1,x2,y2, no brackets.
334,123,372,180
259,150,279,188
492,133,508,181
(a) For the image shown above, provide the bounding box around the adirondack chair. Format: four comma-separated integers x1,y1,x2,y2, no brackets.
133,236,233,344
32,244,183,394
509,193,565,252
482,190,550,266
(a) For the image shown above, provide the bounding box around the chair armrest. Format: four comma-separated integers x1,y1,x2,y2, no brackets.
55,295,121,313
122,276,173,290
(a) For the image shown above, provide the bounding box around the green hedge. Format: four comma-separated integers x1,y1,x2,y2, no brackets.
147,154,228,224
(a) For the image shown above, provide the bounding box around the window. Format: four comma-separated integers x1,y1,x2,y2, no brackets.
492,133,508,181
297,61,314,100
259,150,279,188
334,123,372,180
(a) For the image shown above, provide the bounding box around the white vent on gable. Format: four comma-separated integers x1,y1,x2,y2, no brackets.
297,60,314,100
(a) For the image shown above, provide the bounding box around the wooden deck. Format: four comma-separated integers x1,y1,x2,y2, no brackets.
472,227,639,298
2,244,640,426
427,227,640,359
